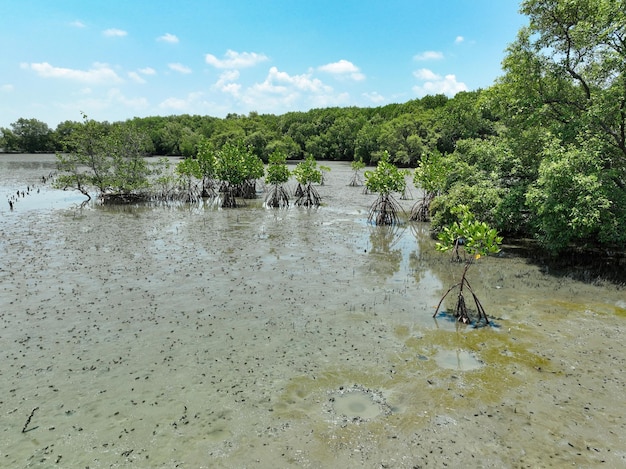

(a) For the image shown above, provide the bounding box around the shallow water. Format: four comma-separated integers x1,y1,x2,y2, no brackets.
1,154,625,468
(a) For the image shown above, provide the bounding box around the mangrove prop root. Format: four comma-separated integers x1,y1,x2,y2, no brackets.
409,192,434,222
265,185,290,208
348,173,363,187
22,407,39,433
433,263,490,325
368,194,403,225
295,183,321,207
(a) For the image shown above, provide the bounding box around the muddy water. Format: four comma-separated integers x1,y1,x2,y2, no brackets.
1,154,625,468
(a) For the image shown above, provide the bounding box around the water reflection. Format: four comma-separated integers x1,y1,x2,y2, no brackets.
4,156,626,468
363,224,405,280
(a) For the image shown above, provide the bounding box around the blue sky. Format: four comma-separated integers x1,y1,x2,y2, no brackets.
1,1,526,129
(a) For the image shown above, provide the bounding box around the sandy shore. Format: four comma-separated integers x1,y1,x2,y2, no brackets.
1,156,625,468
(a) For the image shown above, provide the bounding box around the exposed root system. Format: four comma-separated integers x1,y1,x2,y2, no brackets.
434,262,490,325
265,184,290,208
409,192,435,222
368,194,403,225
295,183,321,207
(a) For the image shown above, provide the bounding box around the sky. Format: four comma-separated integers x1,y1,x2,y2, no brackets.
1,1,527,129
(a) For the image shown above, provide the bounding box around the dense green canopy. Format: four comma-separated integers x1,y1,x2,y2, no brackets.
3,0,624,254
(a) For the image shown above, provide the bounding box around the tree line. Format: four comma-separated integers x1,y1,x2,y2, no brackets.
2,0,625,255
0,93,469,166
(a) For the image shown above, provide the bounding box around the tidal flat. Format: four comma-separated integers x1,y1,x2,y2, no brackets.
1,155,625,468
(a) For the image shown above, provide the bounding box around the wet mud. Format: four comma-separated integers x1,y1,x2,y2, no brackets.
1,154,625,468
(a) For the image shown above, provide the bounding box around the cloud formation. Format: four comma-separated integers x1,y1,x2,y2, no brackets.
168,63,192,74
159,92,208,111
23,62,123,85
213,70,241,95
157,33,179,43
205,50,269,69
318,60,365,81
413,68,467,97
362,91,385,104
413,51,444,61
103,28,127,37
261,67,332,93
128,72,145,84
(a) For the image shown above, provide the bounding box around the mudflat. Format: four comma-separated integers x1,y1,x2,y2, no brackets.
1,155,625,468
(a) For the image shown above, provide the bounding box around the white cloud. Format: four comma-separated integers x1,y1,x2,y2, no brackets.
455,36,465,44
107,88,148,109
262,67,332,93
205,49,268,69
70,20,86,28
221,83,242,97
103,28,127,37
208,65,352,115
139,67,156,75
413,51,444,61
213,70,241,94
24,62,123,84
236,67,347,113
362,91,385,104
413,68,440,81
318,59,365,81
157,33,179,43
159,97,188,110
159,92,208,112
168,63,192,74
412,68,467,97
128,72,146,84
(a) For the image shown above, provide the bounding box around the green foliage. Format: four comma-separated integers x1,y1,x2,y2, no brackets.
8,118,54,152
55,114,152,199
242,146,265,182
526,137,625,251
430,178,504,229
11,6,626,256
214,141,264,205
351,159,366,172
348,159,366,187
412,150,448,195
176,157,201,180
293,154,322,185
436,205,503,258
265,150,290,185
376,113,436,166
215,142,250,186
107,124,152,193
364,151,407,196
196,139,216,181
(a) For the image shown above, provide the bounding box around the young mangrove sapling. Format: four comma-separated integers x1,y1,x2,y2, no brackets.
434,205,503,325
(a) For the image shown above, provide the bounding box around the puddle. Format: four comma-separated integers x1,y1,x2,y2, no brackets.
433,349,483,371
333,391,382,419
3,156,626,468
327,385,391,422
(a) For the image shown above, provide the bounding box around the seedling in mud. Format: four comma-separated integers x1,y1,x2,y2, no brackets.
264,150,291,208
434,205,502,325
410,150,448,222
175,157,202,202
364,151,407,225
214,141,264,207
293,155,323,207
348,159,366,187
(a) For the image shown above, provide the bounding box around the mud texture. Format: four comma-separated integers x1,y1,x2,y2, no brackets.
1,154,625,468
